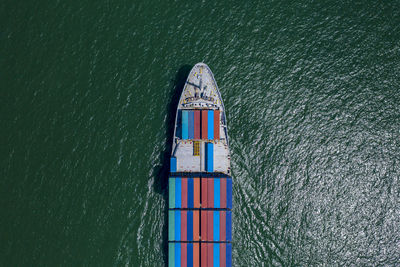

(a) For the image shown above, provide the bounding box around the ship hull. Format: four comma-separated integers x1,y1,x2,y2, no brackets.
168,63,232,267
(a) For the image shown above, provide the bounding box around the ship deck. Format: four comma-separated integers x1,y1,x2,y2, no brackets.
168,63,232,267
171,63,230,175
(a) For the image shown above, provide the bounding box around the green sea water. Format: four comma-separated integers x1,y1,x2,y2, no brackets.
1,1,400,266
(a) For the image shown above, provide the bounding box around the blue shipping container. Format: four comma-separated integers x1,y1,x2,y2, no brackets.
188,111,194,139
182,110,188,139
226,211,232,241
227,243,232,267
187,211,193,241
175,210,181,241
188,243,193,267
214,243,220,267
207,110,214,139
206,142,214,172
170,157,177,172
227,178,232,209
175,243,181,267
188,178,194,208
213,211,220,241
175,178,181,208
214,179,220,208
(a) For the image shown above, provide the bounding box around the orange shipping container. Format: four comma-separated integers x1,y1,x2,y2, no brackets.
193,210,200,241
193,243,200,267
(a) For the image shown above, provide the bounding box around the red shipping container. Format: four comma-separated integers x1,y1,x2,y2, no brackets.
194,178,200,208
207,243,213,267
207,178,214,208
220,178,227,208
201,110,208,139
181,211,187,241
207,211,213,241
194,110,200,139
214,110,220,139
201,211,207,241
220,211,226,241
220,243,226,267
182,178,188,208
201,178,208,208
201,243,208,267
181,243,187,267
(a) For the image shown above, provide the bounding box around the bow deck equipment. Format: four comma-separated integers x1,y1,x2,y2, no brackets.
168,63,232,267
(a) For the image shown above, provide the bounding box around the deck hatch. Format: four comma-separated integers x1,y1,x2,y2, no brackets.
193,141,200,156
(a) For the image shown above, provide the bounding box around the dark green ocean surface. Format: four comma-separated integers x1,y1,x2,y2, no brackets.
1,1,400,266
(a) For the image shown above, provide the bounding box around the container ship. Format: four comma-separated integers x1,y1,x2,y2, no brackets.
168,63,232,267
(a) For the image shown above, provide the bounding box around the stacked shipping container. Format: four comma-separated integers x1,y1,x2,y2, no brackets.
170,109,231,267
169,177,201,209
168,210,232,242
180,110,220,141
168,176,233,266
200,178,232,209
169,177,232,209
168,243,232,267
